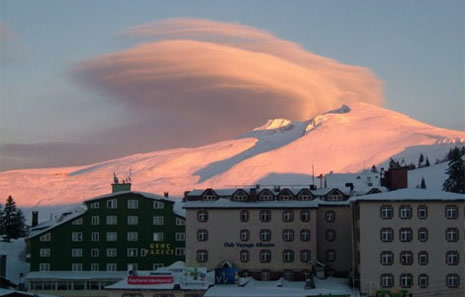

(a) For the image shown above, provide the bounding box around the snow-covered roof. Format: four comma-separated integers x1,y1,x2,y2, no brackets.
352,188,465,202
27,191,181,240
25,271,127,280
204,277,353,297
26,206,86,240
105,263,213,291
84,191,173,204
0,289,58,297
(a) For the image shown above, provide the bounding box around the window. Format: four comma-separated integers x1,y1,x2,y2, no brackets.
283,229,294,242
446,274,459,288
399,228,412,242
39,263,50,271
283,249,294,263
325,250,336,262
418,228,428,242
153,216,164,225
128,216,138,225
106,248,117,257
418,251,428,265
259,210,271,222
445,205,458,219
240,229,249,241
127,232,138,241
260,250,271,263
175,248,185,256
260,229,271,241
233,192,248,201
261,270,271,281
90,202,99,209
128,200,138,209
196,250,208,262
40,233,51,242
106,215,117,225
72,217,83,225
197,210,208,222
300,250,311,263
380,274,394,288
153,232,164,242
380,205,393,219
106,232,117,241
258,192,274,201
282,210,294,222
446,227,459,242
399,205,412,219
176,217,185,226
91,216,100,225
91,232,99,242
72,248,83,257
106,263,117,271
300,229,311,241
399,274,413,288
240,250,249,263
197,229,208,241
91,248,99,257
127,248,138,257
72,263,83,271
325,211,335,223
380,228,394,242
380,251,394,265
446,251,459,265
91,263,99,271
300,210,310,222
107,199,117,209
175,232,185,241
325,230,336,242
418,274,429,288
153,263,164,270
400,251,413,265
153,201,164,209
203,194,217,201
240,210,249,222
417,205,428,219
40,248,51,257
72,232,83,242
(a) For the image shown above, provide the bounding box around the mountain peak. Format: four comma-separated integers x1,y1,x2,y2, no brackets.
253,118,293,131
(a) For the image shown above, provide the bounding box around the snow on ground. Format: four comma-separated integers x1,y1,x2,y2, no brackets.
1,102,464,208
0,239,28,284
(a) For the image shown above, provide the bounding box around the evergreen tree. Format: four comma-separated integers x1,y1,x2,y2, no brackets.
1,196,27,241
420,177,427,189
418,153,424,168
425,157,430,167
371,165,378,173
442,148,465,194
0,203,3,236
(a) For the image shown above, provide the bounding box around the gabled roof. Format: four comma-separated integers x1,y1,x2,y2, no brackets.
28,191,178,240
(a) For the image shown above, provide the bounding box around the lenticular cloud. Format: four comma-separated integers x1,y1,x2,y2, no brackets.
75,18,383,124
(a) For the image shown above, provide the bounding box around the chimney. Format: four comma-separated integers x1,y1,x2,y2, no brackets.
273,186,281,193
164,192,169,198
255,184,260,189
111,182,131,193
32,211,39,227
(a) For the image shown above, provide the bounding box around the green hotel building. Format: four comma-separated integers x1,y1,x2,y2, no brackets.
25,182,186,294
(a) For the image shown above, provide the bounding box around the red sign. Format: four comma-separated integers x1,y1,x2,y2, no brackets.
128,275,174,285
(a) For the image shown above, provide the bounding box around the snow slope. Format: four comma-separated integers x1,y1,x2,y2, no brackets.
0,239,28,283
1,102,463,208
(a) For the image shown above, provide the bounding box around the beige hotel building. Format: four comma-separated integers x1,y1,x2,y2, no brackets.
183,186,464,296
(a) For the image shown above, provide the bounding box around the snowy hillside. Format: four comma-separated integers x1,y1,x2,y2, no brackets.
1,102,464,208
0,239,28,283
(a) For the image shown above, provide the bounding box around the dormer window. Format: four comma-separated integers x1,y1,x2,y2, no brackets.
258,190,274,201
203,195,217,201
232,190,248,201
327,194,343,201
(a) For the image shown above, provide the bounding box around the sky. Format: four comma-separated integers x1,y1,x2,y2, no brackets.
0,0,464,171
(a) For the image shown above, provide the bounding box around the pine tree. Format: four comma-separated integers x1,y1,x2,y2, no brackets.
418,153,424,168
420,177,427,189
442,148,465,194
371,165,378,173
425,158,430,167
1,196,27,241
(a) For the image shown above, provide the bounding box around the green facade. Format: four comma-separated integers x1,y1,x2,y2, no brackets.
28,192,185,271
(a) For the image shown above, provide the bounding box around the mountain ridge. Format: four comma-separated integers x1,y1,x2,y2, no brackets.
1,102,464,207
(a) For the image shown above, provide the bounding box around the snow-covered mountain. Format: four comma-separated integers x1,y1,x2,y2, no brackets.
1,102,464,207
